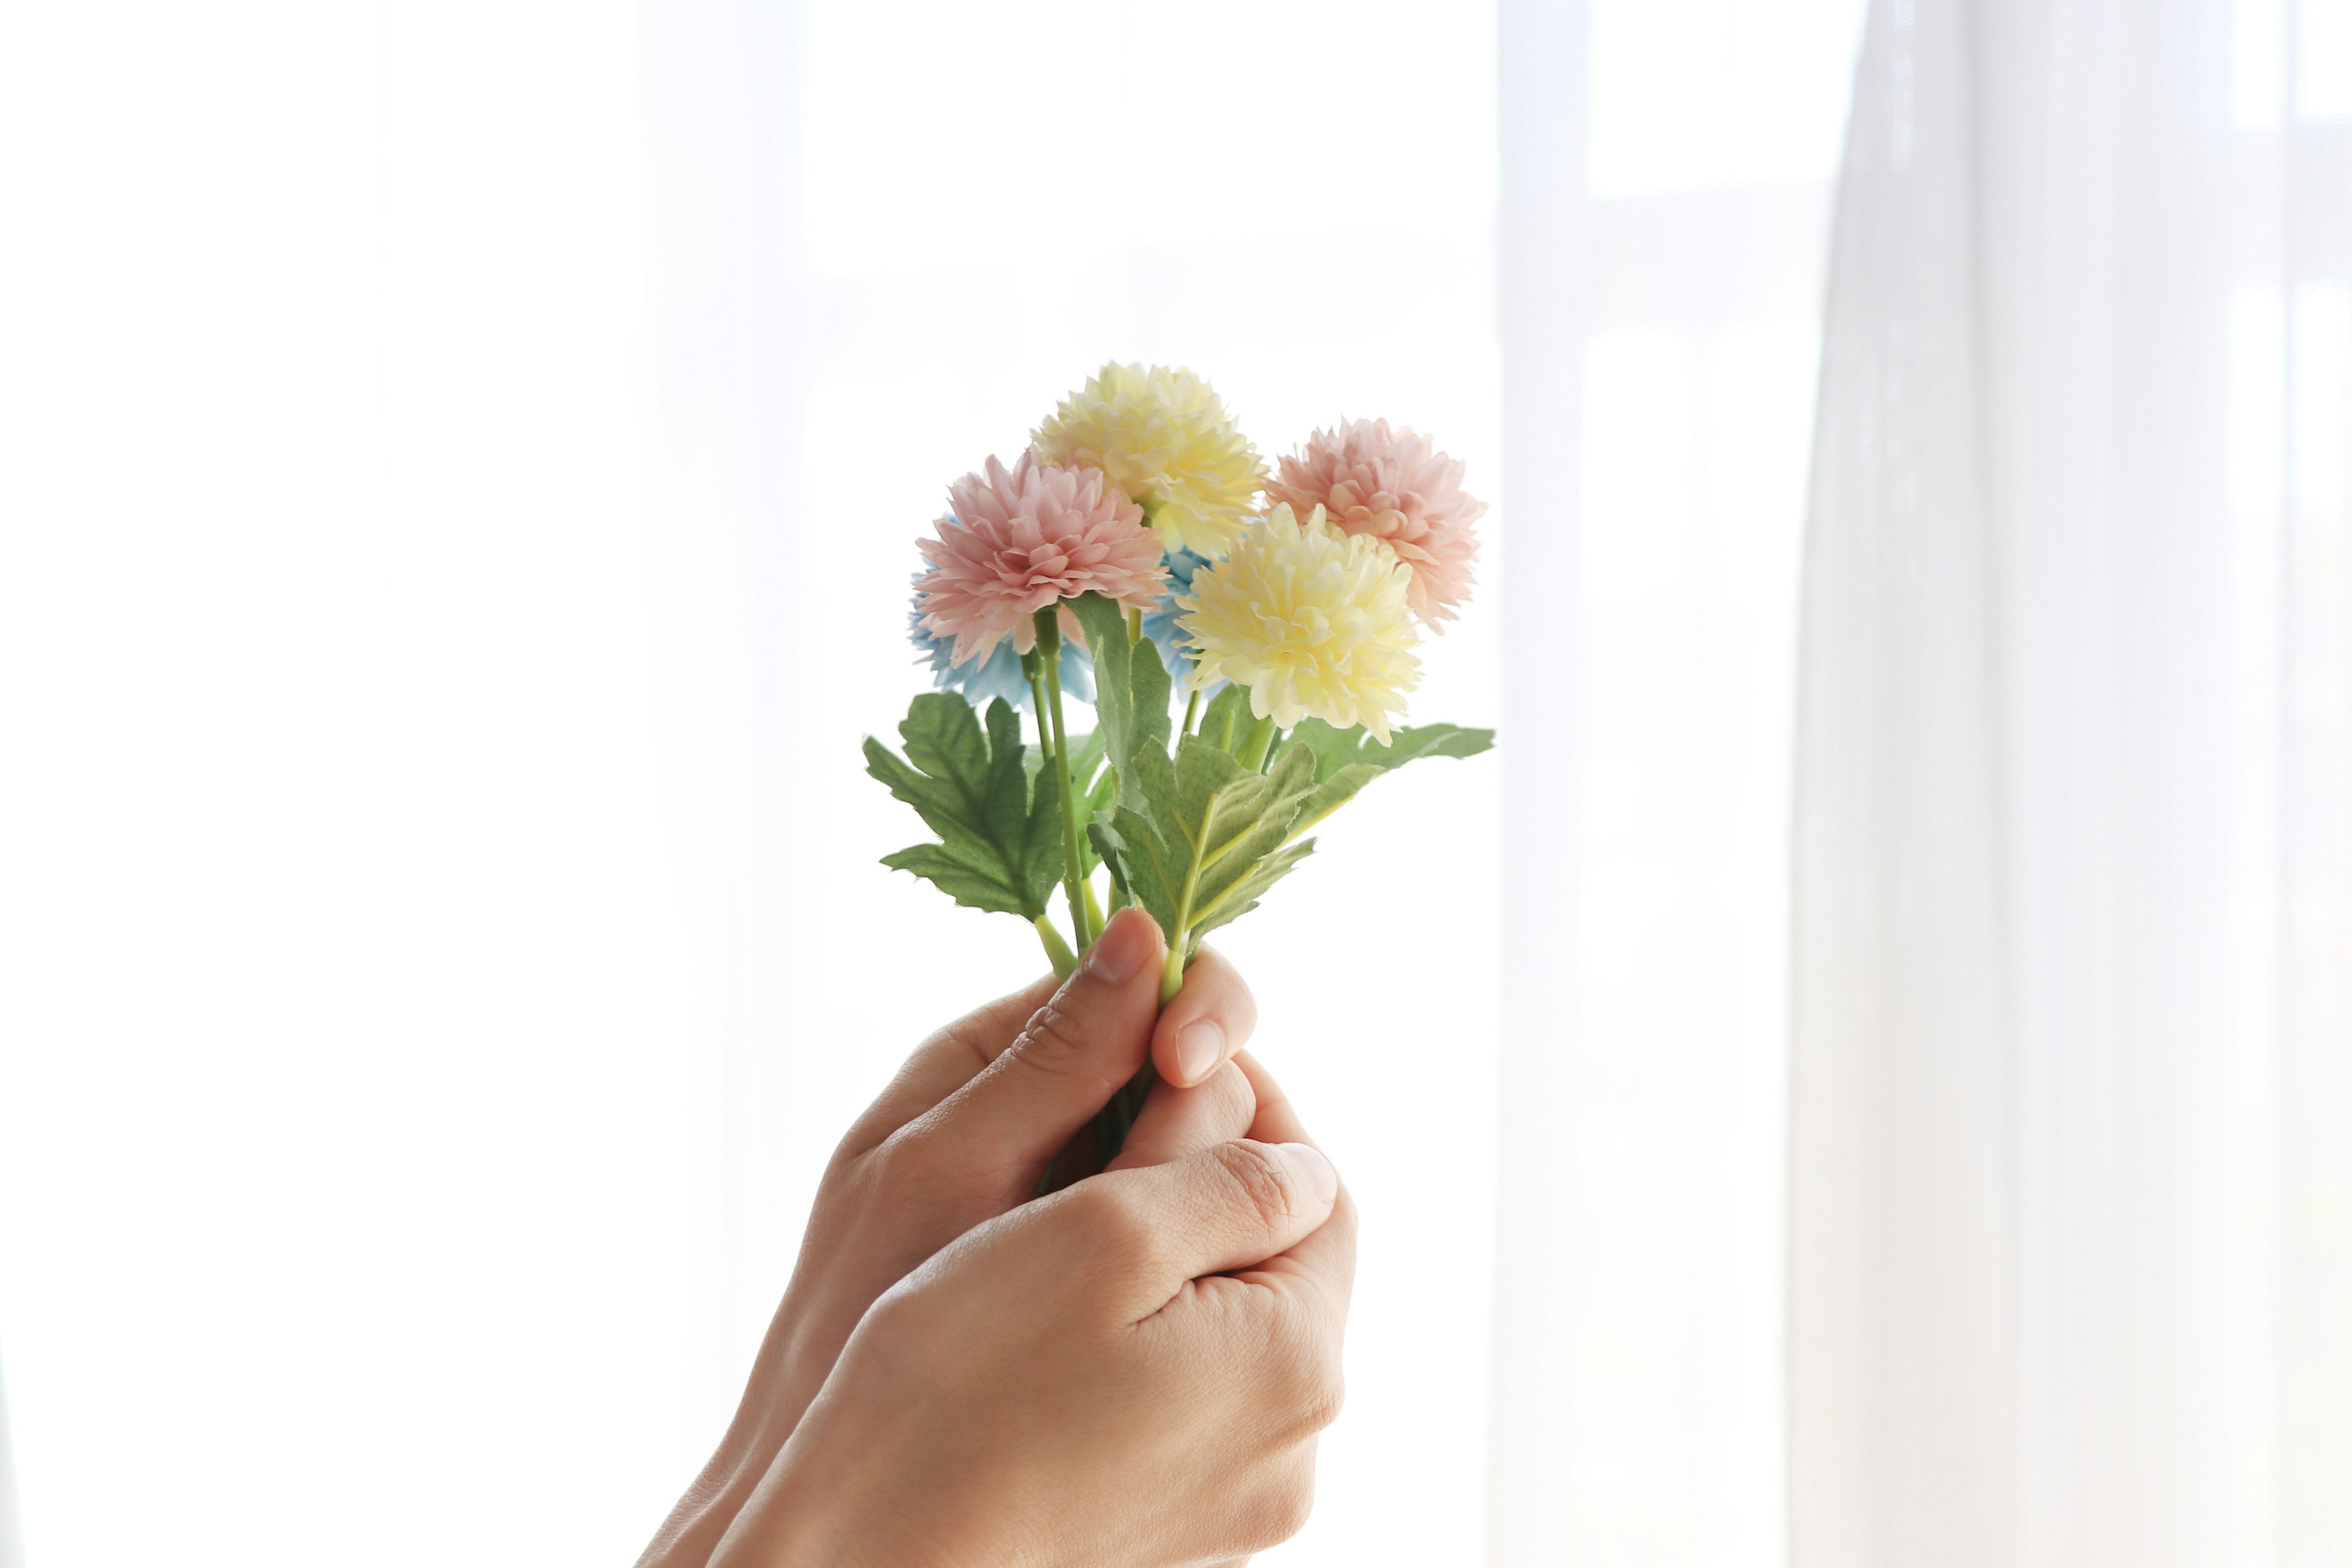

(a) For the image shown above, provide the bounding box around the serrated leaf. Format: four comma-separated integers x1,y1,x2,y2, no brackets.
864,692,1059,919
1124,734,1320,959
880,842,1034,914
1186,836,1317,945
1182,745,1317,925
1284,717,1496,834
1068,592,1172,813
1090,805,1181,937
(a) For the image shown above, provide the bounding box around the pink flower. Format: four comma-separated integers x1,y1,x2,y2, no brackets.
1263,419,1485,628
916,451,1166,666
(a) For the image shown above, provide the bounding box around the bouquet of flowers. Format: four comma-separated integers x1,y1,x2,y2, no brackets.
866,363,1493,1158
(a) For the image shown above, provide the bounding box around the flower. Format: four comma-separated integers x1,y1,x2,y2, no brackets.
1177,503,1420,741
1262,418,1484,628
908,592,1093,711
1138,546,1224,692
916,453,1164,666
1031,363,1267,559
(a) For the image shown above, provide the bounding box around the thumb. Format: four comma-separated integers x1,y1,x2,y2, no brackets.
915,906,1164,1182
1077,1137,1341,1318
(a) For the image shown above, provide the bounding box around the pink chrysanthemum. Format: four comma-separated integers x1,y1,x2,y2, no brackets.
1262,418,1485,629
916,451,1164,666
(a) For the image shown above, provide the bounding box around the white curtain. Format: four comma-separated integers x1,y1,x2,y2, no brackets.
1491,0,1864,1561
1791,4,2352,1568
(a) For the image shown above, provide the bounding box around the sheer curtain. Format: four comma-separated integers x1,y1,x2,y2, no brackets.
1790,2,2352,1566
1492,0,1864,1561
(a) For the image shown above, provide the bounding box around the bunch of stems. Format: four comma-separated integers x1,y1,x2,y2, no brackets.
1023,604,1157,1166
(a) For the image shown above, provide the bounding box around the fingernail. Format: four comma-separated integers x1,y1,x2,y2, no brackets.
1276,1142,1338,1206
1084,908,1157,986
1174,1020,1226,1085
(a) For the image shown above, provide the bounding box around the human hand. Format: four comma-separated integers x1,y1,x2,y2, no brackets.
639,908,1265,1568
710,1057,1356,1568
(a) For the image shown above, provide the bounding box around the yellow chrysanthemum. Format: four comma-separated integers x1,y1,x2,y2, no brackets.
1031,363,1267,558
1177,504,1422,741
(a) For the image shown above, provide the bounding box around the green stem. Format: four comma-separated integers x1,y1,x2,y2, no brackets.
1127,605,1144,644
1022,649,1053,740
1159,782,1216,1004
1081,876,1106,936
1159,941,1188,1005
1181,688,1201,738
1235,714,1276,771
1035,609,1096,949
1034,915,1079,978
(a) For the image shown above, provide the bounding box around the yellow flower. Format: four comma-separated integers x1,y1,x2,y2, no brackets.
1178,504,1422,741
1032,363,1267,558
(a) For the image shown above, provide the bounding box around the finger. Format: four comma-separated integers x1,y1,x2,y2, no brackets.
1235,1180,1359,1338
840,971,1060,1155
1077,1136,1341,1317
1152,944,1257,1088
1107,1058,1256,1171
1224,1053,1357,1333
910,907,1166,1184
1231,1050,1306,1146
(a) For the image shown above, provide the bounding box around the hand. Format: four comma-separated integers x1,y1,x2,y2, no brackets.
711,1063,1357,1568
639,908,1265,1568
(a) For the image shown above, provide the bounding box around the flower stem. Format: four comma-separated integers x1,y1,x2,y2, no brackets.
1181,688,1201,739
1035,609,1096,949
1127,605,1144,644
1236,714,1277,771
1034,915,1079,978
1158,941,1188,1005
1022,648,1052,736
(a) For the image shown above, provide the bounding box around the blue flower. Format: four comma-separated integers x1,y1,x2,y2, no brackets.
1140,546,1227,695
910,598,1095,713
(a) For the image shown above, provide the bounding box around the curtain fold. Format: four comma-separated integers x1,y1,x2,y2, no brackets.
1792,1,2352,1564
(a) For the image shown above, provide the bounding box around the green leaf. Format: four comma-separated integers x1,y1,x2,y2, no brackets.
1193,683,1256,754
1283,717,1496,834
1177,745,1319,942
1110,735,1321,960
1068,592,1172,813
1088,804,1178,937
864,692,1060,919
1187,836,1317,946
1031,728,1116,876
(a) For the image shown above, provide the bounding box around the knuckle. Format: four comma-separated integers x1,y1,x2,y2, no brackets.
1270,1311,1346,1436
1012,1000,1100,1083
1058,1182,1154,1270
1233,1457,1317,1551
1300,1362,1347,1433
1210,1140,1302,1234
874,1122,945,1188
